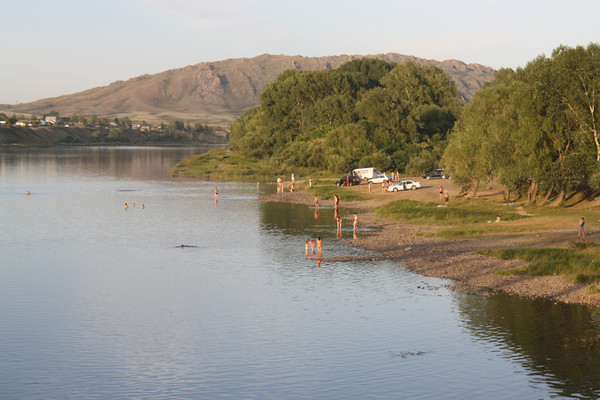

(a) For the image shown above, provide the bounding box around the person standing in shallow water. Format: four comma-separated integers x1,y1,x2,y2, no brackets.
578,217,585,237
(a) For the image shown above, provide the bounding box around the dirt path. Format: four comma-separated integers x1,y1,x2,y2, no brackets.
262,178,600,308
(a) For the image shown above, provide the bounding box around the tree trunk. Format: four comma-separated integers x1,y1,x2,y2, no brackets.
471,180,480,197
552,189,566,207
503,186,510,203
459,181,472,196
542,183,555,205
527,180,539,205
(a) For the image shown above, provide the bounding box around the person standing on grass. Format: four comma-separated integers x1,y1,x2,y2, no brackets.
578,217,585,237
444,191,449,206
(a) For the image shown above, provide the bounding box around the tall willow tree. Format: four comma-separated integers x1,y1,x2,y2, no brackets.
444,43,600,204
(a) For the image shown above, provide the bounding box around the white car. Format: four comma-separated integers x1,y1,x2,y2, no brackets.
368,173,391,184
387,180,421,192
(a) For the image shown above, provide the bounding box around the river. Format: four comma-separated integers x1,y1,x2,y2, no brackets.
1,146,600,399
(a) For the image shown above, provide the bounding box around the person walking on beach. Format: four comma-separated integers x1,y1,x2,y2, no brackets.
578,217,585,237
309,179,312,188
353,213,358,231
439,186,444,199
368,181,372,193
443,191,449,206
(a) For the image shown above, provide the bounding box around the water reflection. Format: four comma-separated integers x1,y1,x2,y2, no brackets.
4,146,600,399
0,146,217,181
456,292,600,398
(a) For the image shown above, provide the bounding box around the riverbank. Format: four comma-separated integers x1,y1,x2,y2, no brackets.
0,126,227,146
262,180,600,308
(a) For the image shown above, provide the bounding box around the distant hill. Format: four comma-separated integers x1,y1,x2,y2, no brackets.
1,53,495,125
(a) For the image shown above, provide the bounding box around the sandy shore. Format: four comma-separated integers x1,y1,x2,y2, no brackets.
263,180,600,308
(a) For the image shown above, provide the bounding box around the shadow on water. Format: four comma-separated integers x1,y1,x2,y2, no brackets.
456,292,600,399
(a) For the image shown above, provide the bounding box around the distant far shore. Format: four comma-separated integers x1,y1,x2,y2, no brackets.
0,126,227,147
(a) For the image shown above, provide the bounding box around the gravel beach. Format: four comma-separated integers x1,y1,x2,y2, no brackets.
263,180,600,308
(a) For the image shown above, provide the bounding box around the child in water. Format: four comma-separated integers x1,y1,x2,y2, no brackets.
305,239,315,256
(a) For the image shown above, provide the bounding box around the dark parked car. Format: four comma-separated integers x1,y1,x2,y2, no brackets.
335,175,361,186
422,169,450,179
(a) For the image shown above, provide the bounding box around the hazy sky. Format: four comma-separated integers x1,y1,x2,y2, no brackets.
1,0,598,104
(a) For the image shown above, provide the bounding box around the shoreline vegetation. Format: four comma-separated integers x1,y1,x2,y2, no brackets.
0,126,228,147
175,149,600,308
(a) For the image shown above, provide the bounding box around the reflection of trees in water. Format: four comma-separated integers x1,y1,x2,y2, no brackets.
456,292,600,399
260,201,337,237
1,147,211,180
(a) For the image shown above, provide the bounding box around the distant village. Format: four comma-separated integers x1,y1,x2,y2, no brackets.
0,112,228,144
1,114,167,132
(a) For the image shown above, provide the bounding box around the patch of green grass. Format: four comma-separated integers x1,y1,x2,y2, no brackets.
479,247,600,283
375,200,525,228
588,284,600,294
172,148,329,182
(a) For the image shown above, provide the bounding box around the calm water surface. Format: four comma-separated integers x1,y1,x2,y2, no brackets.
1,147,600,399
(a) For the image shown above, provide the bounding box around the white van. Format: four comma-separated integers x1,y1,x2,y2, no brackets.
352,167,378,180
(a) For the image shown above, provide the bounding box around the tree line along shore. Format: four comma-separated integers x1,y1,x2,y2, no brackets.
0,125,227,146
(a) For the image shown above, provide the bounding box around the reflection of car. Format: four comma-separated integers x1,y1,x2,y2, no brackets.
422,169,450,179
335,175,361,186
368,173,391,184
388,180,421,192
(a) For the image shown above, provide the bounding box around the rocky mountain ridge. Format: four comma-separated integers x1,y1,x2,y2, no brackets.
2,53,495,125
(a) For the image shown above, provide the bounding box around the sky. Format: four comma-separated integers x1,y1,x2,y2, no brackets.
1,0,599,104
